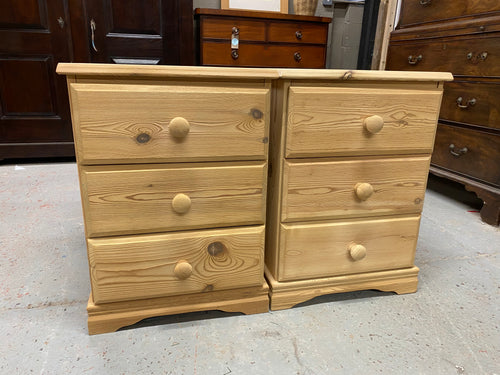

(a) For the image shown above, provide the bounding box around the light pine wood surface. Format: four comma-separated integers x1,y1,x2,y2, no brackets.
57,64,450,332
265,266,419,310
81,162,267,237
281,156,431,222
70,83,270,164
88,226,265,304
278,215,420,282
87,282,270,335
57,63,452,82
285,86,443,157
264,80,290,278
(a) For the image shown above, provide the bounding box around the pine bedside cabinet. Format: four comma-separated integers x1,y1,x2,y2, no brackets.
58,64,452,332
57,64,276,334
265,69,453,310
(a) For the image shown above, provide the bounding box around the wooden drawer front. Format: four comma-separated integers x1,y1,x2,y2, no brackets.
201,17,266,41
81,162,267,237
431,124,500,186
88,226,265,304
399,0,500,27
441,81,500,130
286,86,442,158
282,156,430,222
268,21,328,44
386,35,500,77
201,42,326,68
278,216,420,282
70,83,269,164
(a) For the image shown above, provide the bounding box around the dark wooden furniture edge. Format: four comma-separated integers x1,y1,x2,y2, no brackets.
195,8,331,23
0,143,75,162
397,10,500,30
392,14,500,41
430,166,500,225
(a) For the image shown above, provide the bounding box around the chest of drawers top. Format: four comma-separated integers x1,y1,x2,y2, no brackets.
195,8,331,68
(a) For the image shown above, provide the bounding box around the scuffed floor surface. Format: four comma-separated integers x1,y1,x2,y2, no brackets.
0,162,498,374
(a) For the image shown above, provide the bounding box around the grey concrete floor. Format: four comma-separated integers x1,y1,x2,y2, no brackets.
0,161,498,374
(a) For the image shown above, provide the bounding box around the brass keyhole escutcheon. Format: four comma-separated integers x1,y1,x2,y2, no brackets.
136,133,151,143
207,241,226,257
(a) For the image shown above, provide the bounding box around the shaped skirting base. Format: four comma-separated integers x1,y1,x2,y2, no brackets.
265,266,419,311
87,282,269,335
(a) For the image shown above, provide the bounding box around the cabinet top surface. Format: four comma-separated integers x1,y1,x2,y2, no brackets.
56,63,453,82
194,8,332,23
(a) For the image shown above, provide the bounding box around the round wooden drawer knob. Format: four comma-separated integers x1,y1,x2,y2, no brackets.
172,193,191,214
364,115,384,134
174,261,192,280
349,243,367,261
169,117,190,138
355,182,374,201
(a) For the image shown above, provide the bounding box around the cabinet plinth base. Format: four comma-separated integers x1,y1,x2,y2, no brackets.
265,266,419,311
87,282,269,335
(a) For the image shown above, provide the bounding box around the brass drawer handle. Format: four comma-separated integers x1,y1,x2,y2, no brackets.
408,54,422,65
169,117,190,138
172,193,191,214
349,243,367,261
466,51,488,64
295,30,303,40
449,144,468,157
174,261,192,280
231,50,239,60
419,0,431,5
354,183,374,201
456,97,476,109
294,52,302,62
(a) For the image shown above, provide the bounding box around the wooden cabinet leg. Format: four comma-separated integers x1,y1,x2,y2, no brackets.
465,184,500,226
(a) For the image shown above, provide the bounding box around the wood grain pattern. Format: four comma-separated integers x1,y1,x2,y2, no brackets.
201,17,266,41
70,82,269,164
440,80,500,130
87,282,269,334
386,34,500,77
81,162,267,237
285,86,443,157
264,80,289,278
281,156,431,222
197,8,332,22
399,0,500,28
431,124,500,187
276,69,452,82
278,216,421,282
88,226,265,304
201,42,326,68
267,21,328,44
266,266,419,310
57,63,452,81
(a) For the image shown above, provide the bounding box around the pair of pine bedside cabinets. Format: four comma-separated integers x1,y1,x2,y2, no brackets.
57,63,452,334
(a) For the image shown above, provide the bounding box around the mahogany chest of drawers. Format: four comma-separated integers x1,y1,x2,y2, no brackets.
195,8,331,68
58,64,451,333
386,1,500,226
